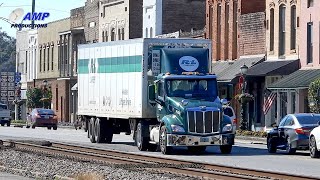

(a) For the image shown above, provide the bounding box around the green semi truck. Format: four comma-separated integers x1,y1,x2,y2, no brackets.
77,38,235,154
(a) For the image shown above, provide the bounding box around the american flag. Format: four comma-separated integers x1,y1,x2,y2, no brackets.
263,91,277,115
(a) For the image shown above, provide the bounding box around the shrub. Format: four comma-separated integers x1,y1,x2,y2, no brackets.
236,130,267,138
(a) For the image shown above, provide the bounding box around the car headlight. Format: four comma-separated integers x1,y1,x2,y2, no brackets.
222,124,233,132
171,125,185,132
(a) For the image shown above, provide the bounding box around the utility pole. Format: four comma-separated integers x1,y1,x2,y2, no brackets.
31,0,35,29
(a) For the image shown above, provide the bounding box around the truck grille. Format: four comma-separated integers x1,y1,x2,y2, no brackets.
187,111,220,134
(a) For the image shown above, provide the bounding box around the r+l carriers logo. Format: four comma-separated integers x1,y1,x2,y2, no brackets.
7,8,50,29
179,56,199,72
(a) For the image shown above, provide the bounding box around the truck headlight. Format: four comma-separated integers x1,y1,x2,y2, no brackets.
222,124,233,132
174,109,181,116
171,125,185,132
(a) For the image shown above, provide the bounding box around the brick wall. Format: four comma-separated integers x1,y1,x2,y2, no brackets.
71,6,85,29
84,0,99,42
241,0,266,14
239,12,266,56
129,0,143,39
162,0,205,34
206,0,266,61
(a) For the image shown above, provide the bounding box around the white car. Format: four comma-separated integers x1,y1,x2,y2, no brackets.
309,121,320,158
223,105,237,133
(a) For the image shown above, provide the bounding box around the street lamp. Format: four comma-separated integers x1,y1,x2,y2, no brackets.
240,64,248,130
42,80,48,108
14,82,22,121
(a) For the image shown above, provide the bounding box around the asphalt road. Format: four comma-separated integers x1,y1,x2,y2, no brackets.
0,126,319,178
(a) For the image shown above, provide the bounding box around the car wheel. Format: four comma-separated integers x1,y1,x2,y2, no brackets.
26,122,30,128
286,137,296,155
159,125,172,155
47,127,52,130
310,136,320,158
267,137,277,153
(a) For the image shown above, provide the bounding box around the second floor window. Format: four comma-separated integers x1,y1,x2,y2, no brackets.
307,22,313,63
290,5,296,50
270,8,275,51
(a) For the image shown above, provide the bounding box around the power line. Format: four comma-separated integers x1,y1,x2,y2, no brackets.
0,5,31,7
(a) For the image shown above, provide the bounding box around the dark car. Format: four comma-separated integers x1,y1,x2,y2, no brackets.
26,108,58,130
267,113,320,154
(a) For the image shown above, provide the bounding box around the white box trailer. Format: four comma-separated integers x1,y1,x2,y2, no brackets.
78,38,211,121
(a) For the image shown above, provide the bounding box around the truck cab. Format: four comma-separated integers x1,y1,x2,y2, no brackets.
147,72,234,154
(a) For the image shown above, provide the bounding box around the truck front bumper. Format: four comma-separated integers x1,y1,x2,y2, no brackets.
167,133,234,146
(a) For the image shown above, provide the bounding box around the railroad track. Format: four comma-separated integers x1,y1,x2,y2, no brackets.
0,140,318,180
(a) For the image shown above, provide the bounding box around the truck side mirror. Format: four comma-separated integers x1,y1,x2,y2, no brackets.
221,99,228,106
148,84,156,103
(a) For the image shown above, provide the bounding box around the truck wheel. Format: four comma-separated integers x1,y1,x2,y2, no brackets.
104,120,113,144
94,118,104,143
47,127,52,130
135,122,149,151
159,125,172,155
220,145,232,154
6,121,11,127
53,125,57,130
89,118,96,143
31,124,36,129
1,123,4,126
83,120,88,132
188,146,206,154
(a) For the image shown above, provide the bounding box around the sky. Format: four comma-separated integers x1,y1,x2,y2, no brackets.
0,0,86,38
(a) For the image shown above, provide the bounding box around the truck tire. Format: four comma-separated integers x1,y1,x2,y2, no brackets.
6,121,11,127
135,122,149,151
94,118,104,143
159,125,173,155
188,146,206,154
0,123,4,126
26,122,30,128
53,125,57,130
104,120,113,144
89,118,96,143
220,145,232,154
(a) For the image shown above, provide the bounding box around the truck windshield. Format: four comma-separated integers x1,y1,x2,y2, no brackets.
166,79,218,100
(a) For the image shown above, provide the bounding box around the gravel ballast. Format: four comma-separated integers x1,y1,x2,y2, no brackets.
0,148,199,180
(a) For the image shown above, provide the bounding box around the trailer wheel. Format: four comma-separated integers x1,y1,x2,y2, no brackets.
220,145,232,154
159,125,173,155
89,118,96,143
95,118,104,143
135,122,149,151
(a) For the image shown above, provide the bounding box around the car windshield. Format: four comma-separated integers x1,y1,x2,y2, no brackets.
165,79,218,100
37,109,54,115
296,115,320,125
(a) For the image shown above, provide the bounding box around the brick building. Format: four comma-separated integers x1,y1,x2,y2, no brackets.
143,0,205,38
206,0,266,61
245,0,301,128
209,0,267,130
268,0,320,124
84,0,99,43
99,0,143,42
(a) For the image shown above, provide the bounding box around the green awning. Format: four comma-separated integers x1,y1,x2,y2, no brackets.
268,69,320,89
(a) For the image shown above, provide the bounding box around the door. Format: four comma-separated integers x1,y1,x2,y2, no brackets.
278,115,289,140
283,116,295,143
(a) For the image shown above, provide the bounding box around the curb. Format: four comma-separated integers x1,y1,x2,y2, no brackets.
235,135,267,144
